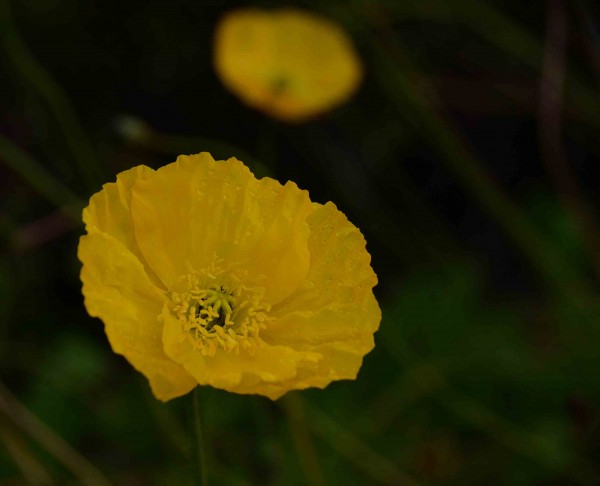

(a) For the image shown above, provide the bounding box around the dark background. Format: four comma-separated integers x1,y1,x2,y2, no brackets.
1,0,600,484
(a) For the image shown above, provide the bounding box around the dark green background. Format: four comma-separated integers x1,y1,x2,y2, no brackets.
1,0,599,484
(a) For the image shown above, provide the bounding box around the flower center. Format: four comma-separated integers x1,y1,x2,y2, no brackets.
270,76,289,95
170,264,270,356
194,286,234,332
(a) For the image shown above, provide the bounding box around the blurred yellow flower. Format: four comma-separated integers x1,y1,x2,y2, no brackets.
214,8,363,122
78,153,380,400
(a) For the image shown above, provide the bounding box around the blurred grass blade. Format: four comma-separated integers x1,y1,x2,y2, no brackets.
8,209,75,253
281,394,326,486
301,398,421,486
0,134,84,223
0,1,104,190
362,18,590,301
537,0,600,282
450,0,600,122
440,386,595,484
0,381,111,486
151,400,189,458
371,0,600,123
0,417,54,485
381,328,596,484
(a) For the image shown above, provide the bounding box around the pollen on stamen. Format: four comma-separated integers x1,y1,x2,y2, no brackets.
169,265,271,356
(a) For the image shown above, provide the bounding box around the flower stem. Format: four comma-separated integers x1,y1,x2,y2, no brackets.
190,387,208,486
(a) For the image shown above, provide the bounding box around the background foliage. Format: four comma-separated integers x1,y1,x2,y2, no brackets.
1,0,600,484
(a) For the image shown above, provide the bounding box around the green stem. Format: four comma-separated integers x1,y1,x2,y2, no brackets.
0,134,84,223
0,1,104,191
190,388,208,486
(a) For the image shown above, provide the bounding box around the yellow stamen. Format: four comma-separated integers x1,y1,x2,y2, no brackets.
170,265,271,356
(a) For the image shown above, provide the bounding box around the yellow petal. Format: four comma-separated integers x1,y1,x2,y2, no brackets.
264,202,380,385
214,8,362,121
78,231,196,401
269,294,380,392
83,164,155,265
240,176,312,304
131,153,311,303
162,305,318,399
270,201,379,321
80,154,379,400
268,293,380,350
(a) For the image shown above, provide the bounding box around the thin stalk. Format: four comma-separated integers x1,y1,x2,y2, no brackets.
190,387,208,486
538,0,600,281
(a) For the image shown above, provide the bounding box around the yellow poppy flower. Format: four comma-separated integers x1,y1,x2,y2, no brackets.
78,153,380,400
213,8,363,122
